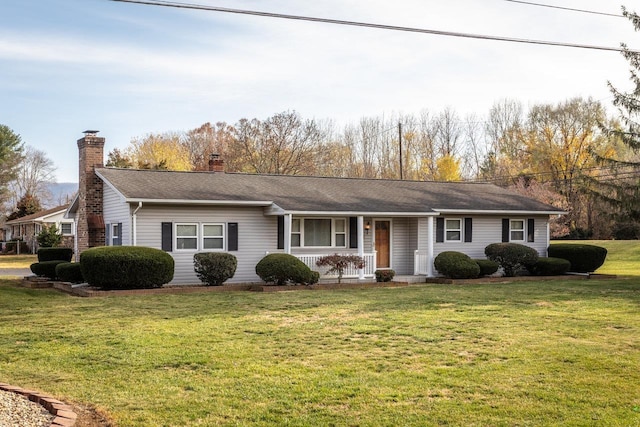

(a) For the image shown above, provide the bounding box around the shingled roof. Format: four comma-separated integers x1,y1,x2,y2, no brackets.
95,168,563,215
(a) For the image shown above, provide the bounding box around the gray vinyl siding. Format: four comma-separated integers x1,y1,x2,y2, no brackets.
135,205,276,284
431,215,549,259
103,185,131,245
391,217,418,275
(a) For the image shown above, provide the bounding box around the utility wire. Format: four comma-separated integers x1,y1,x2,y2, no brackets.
110,0,638,53
503,0,623,18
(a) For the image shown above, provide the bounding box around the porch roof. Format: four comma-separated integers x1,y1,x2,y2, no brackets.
95,168,563,215
5,204,71,225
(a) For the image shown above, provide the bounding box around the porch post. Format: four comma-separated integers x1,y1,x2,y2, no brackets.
284,213,292,255
427,216,434,277
357,215,365,280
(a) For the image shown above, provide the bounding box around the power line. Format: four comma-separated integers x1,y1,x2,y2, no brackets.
110,0,638,54
503,0,623,18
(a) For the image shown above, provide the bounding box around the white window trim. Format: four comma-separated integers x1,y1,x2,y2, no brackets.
293,217,348,249
111,223,122,246
175,223,199,251
60,222,73,236
291,218,301,247
444,218,462,243
510,219,526,242
202,223,226,251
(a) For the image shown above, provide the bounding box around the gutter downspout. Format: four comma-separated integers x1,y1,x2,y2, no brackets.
132,202,142,246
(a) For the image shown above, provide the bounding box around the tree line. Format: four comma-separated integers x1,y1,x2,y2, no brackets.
103,95,634,239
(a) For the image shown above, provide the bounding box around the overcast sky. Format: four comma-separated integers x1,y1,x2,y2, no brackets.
1,0,638,183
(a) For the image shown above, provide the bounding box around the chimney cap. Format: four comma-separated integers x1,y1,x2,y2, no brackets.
83,130,100,136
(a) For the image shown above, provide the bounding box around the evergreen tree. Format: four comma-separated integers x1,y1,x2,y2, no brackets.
7,192,42,220
593,7,640,234
0,125,24,207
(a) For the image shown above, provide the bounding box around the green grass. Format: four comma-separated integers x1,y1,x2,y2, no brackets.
0,254,37,269
551,240,640,276
1,278,639,426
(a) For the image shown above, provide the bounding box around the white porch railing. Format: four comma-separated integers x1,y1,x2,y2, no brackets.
414,250,430,275
295,253,377,278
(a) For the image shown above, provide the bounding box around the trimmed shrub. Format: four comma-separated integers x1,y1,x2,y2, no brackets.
315,254,365,284
434,251,480,279
80,246,174,290
547,243,607,273
474,259,499,277
30,260,67,280
485,243,539,277
193,252,237,286
525,257,571,276
307,271,320,285
375,269,396,282
55,262,85,283
37,247,73,262
255,253,315,285
612,222,640,240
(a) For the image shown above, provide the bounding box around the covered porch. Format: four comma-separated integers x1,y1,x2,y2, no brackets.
276,213,437,280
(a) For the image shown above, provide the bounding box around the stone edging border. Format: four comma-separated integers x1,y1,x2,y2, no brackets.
0,382,77,426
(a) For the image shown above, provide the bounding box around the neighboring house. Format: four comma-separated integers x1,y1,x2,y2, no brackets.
67,132,564,284
4,205,75,253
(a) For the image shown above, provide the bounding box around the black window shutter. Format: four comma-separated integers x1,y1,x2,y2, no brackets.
116,222,123,246
436,217,445,243
277,216,284,250
527,218,535,242
502,218,510,242
228,222,238,251
349,217,358,248
161,222,173,252
464,217,473,243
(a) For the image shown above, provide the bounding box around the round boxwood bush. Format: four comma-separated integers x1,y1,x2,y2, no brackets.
37,247,73,262
30,260,68,280
547,243,607,273
485,243,539,277
375,269,396,282
193,252,237,286
55,262,85,283
524,257,571,276
255,253,317,285
434,251,480,279
473,259,499,277
80,246,174,290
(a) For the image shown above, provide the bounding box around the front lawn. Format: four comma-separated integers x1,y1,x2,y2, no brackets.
0,254,37,269
0,277,638,426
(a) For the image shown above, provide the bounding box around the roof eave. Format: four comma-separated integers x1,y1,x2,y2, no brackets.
275,210,439,216
433,209,567,215
124,198,274,207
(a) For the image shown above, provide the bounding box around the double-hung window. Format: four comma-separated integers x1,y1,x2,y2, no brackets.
175,223,226,250
106,223,122,246
291,219,301,247
60,222,73,235
292,218,347,248
510,220,525,242
203,224,224,250
445,219,462,242
176,224,198,250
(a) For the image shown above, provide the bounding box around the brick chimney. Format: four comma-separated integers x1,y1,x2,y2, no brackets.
77,130,105,253
208,153,225,172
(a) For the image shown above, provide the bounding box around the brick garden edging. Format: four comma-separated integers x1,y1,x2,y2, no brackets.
0,382,77,426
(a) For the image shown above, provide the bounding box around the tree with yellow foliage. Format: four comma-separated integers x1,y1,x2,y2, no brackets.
433,154,461,182
128,132,192,171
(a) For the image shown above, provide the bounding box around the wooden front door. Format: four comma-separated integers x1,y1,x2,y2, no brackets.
375,220,391,268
